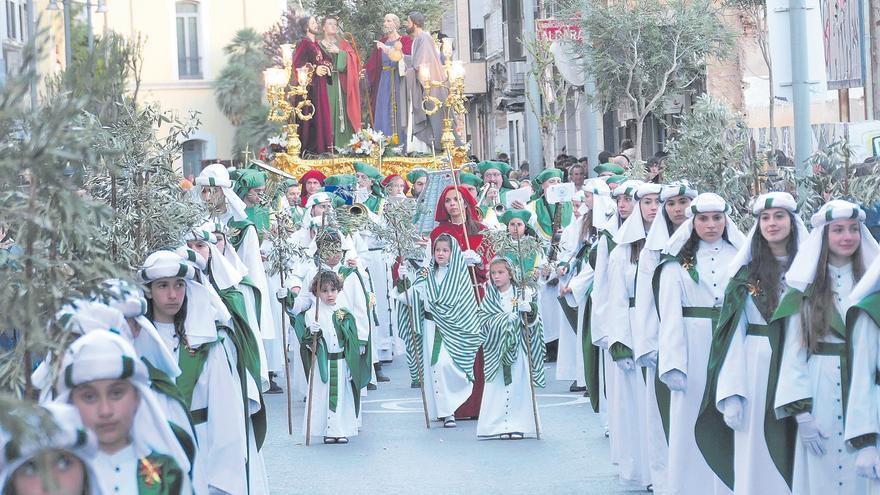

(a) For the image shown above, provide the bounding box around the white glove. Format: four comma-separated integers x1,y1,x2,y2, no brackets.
595,336,609,350
639,350,659,369
662,369,687,391
359,344,366,355
796,412,828,457
720,396,745,431
308,321,322,335
616,357,635,372
275,288,289,300
517,300,532,313
462,250,481,266
398,264,410,279
856,446,880,479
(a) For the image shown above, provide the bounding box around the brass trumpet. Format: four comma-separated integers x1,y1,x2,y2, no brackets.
344,203,368,216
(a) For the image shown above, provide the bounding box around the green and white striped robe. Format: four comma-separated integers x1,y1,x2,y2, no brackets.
480,284,546,388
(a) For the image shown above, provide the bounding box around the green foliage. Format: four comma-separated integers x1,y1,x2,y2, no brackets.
664,95,754,225
234,105,282,161
215,28,270,127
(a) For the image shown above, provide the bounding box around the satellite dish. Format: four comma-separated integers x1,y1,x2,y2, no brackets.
550,40,586,87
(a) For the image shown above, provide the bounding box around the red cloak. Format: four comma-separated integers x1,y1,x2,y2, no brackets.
338,37,362,134
291,37,333,156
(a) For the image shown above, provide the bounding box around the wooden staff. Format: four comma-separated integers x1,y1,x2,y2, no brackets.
399,257,431,429
278,265,294,436
447,169,481,305
516,235,542,439
305,214,326,446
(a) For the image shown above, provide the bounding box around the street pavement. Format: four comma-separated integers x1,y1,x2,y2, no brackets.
262,358,652,494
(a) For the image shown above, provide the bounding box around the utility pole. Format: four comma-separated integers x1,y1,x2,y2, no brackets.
522,0,544,174
870,0,880,120
63,0,72,66
788,0,813,196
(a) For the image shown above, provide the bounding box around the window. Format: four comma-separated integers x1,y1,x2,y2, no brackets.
182,139,205,178
503,0,524,61
470,28,485,61
176,1,201,78
5,0,18,41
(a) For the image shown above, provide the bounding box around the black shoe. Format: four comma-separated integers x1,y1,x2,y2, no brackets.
380,358,393,364
583,390,590,397
545,340,558,363
410,380,421,388
569,381,586,393
265,379,283,394
375,364,390,382
367,383,377,390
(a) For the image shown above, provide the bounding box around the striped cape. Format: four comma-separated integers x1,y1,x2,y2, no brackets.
398,235,483,380
396,279,425,383
479,284,546,387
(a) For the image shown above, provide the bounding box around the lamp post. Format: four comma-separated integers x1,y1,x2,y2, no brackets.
418,38,468,156
264,43,315,158
47,0,108,63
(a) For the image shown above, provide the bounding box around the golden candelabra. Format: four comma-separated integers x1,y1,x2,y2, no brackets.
418,38,468,155
264,43,316,158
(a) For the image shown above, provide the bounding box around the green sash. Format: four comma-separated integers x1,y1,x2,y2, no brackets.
226,218,257,251
534,198,573,239
364,194,384,214
244,205,271,241
143,360,196,466
581,284,601,413
136,451,183,495
175,339,216,413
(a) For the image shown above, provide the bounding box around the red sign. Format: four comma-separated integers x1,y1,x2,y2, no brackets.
537,19,582,43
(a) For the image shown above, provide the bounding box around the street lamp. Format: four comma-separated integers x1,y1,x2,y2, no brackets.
419,38,468,154
263,43,316,157
46,0,108,64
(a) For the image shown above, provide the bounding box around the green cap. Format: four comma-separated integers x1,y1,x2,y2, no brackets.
406,168,428,184
593,162,625,175
532,168,564,188
605,174,627,185
323,174,358,188
477,160,511,177
232,168,268,198
458,172,484,188
353,161,383,181
498,208,532,225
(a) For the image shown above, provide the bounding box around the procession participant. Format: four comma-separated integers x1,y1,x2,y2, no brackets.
567,163,586,190
497,209,543,276
1,403,102,495
403,11,453,151
656,192,745,495
590,179,641,448
365,13,412,147
477,256,545,440
397,234,482,427
292,15,333,155
696,192,806,494
605,174,626,191
297,272,371,444
353,161,386,213
605,181,663,490
57,332,193,494
407,169,428,199
559,179,615,408
632,181,697,494
196,164,278,384
231,167,270,238
382,174,409,201
457,172,484,204
277,178,305,226
320,16,362,149
774,200,878,495
429,185,487,418
477,160,514,206
299,169,327,207
845,245,880,486
139,251,252,495
594,162,625,178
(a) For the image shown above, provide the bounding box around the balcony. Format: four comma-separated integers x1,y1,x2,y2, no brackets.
507,60,526,91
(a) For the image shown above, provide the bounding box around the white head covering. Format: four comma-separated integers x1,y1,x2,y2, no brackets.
187,222,245,291
137,250,224,347
300,192,331,229
0,402,101,494
583,178,616,230
54,332,190,477
204,219,249,277
611,179,643,198
614,182,663,245
645,182,700,251
728,192,809,272
195,163,248,221
784,200,880,292
663,192,747,256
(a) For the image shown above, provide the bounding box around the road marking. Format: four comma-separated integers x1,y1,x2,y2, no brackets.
360,394,588,413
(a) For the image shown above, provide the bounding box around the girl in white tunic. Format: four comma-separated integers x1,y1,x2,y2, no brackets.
632,181,696,495
593,179,641,455
657,192,745,495
478,257,546,439
301,272,371,444
397,234,482,428
774,200,879,495
606,182,663,489
844,243,880,488
139,250,250,495
698,192,807,494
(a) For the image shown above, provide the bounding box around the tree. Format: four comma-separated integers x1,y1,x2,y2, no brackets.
523,36,576,169
215,28,281,161
578,0,735,162
663,95,754,224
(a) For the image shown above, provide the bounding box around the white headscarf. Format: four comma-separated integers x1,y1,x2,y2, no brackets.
644,181,699,252
583,178,616,230
728,192,809,273
0,403,101,494
195,163,248,221
611,179,643,199
138,250,224,347
54,332,191,478
663,192,747,256
614,182,663,246
784,200,880,292
186,222,245,291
